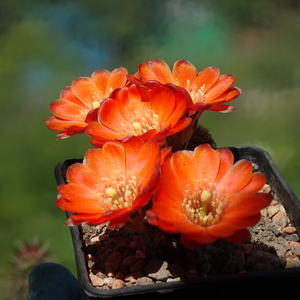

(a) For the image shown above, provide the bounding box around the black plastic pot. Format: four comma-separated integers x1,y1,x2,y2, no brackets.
54,146,300,299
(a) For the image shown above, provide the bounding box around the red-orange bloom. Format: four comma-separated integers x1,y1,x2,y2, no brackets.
45,67,128,139
85,82,192,147
138,60,242,114
56,137,160,228
147,144,272,248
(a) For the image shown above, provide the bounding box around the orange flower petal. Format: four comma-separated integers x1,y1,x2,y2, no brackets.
149,85,177,126
216,159,253,194
192,66,220,93
60,86,83,106
90,69,110,96
71,77,101,107
56,188,103,213
167,118,192,137
222,213,262,229
169,150,198,191
65,163,99,189
91,67,128,97
181,229,219,244
146,210,178,233
224,193,273,218
159,156,186,201
152,201,186,224
207,222,237,238
153,188,185,214
172,60,197,88
105,67,128,94
66,213,105,226
50,99,88,121
84,143,126,179
123,138,160,188
193,143,221,184
205,74,236,102
44,116,86,133
97,98,130,131
215,147,234,183
208,87,242,104
175,221,205,234
208,104,235,113
139,60,173,83
233,172,266,196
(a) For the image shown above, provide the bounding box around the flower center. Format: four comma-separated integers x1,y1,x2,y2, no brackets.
123,108,159,136
183,185,226,227
100,175,138,210
189,83,206,104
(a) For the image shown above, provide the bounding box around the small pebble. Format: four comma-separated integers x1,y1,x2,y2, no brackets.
285,257,300,268
166,277,181,282
103,277,114,287
282,226,297,234
289,241,300,247
135,276,154,285
144,260,172,281
125,272,144,283
273,215,288,229
112,279,125,289
284,234,299,242
90,236,99,243
268,206,279,218
89,273,104,287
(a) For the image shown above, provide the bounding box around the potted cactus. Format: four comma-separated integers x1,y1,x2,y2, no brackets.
46,60,300,299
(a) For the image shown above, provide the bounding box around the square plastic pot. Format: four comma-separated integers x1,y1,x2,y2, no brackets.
54,146,300,299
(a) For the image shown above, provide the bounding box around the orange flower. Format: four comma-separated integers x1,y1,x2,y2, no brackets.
85,82,192,147
147,144,272,248
56,137,160,229
138,60,242,114
45,67,128,139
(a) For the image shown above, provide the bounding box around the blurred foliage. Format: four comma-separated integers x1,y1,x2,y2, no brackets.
1,0,300,296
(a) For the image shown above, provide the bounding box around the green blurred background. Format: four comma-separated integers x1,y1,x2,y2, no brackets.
1,0,300,296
